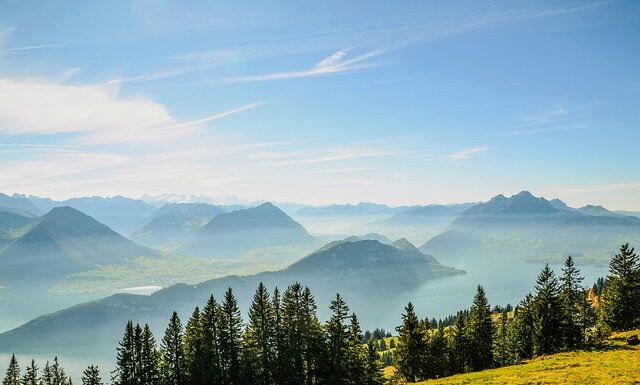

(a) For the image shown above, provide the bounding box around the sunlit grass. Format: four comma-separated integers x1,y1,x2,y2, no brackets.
411,330,640,385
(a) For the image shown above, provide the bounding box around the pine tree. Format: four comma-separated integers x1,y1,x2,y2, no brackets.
532,264,563,355
219,288,242,385
244,282,275,385
394,302,426,382
448,312,468,374
346,313,366,385
271,287,287,385
603,243,640,330
49,357,70,385
114,321,136,385
200,295,222,385
363,339,384,385
325,293,350,385
42,361,52,385
21,359,39,385
467,286,494,371
300,286,324,385
428,325,449,378
141,324,159,385
160,311,185,385
508,294,534,361
2,354,20,385
183,307,204,385
493,312,511,367
560,256,585,348
81,366,102,385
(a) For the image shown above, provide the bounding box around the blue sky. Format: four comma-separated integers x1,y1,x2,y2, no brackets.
0,0,639,209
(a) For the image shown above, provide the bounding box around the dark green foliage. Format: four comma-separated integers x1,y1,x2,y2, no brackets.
347,313,366,385
394,302,426,382
467,286,494,371
183,307,204,385
448,311,468,374
560,256,586,348
219,288,242,385
603,243,640,330
532,264,563,355
363,339,385,385
243,282,275,385
160,312,185,385
199,295,222,385
42,357,70,385
508,294,534,361
493,312,511,366
325,293,351,385
2,354,19,385
81,366,102,385
21,360,39,385
428,325,449,378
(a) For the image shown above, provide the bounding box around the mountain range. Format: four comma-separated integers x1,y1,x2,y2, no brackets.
421,191,640,264
0,237,461,355
178,202,315,258
0,207,158,286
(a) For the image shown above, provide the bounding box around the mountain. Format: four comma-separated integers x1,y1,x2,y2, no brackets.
0,238,462,355
577,205,640,223
421,191,640,264
178,202,314,258
0,193,42,217
26,195,156,235
0,207,158,285
384,205,458,225
130,203,228,248
0,210,34,251
296,202,400,217
145,203,227,222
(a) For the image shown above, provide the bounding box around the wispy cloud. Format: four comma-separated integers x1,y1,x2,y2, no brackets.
0,77,263,144
225,48,386,83
0,44,56,55
503,104,589,136
445,146,487,163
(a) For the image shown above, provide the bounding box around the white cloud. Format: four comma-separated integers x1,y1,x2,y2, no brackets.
0,44,56,55
445,146,487,162
226,48,385,83
0,77,263,144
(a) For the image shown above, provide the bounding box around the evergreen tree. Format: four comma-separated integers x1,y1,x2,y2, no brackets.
183,307,204,385
394,302,426,382
141,324,159,385
271,287,287,385
160,311,185,385
493,312,511,367
508,294,534,361
603,243,640,330
363,339,384,385
388,339,396,349
21,359,39,385
378,338,387,351
467,286,494,371
325,293,351,385
300,286,324,385
560,256,585,348
346,313,366,385
114,321,136,385
81,366,102,385
2,354,20,385
428,325,449,378
200,295,222,385
280,283,305,385
49,357,70,385
532,264,562,355
219,288,242,385
244,282,275,385
448,312,468,374
42,361,52,385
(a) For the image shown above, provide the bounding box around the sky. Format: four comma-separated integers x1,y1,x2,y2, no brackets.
0,0,639,209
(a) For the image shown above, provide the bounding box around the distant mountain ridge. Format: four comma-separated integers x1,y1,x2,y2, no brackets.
0,207,158,284
421,191,640,264
0,238,462,354
178,202,314,258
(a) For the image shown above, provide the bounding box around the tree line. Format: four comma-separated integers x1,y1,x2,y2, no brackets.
393,243,640,382
3,244,638,384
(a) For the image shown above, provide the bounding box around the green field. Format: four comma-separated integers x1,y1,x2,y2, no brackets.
391,330,640,385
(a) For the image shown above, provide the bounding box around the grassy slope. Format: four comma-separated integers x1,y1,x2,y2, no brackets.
409,330,640,385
